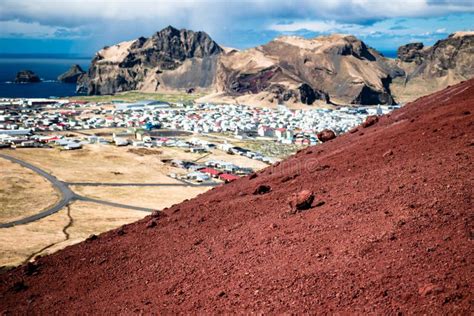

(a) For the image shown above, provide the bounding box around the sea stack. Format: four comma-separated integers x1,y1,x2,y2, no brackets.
58,64,86,83
14,70,41,83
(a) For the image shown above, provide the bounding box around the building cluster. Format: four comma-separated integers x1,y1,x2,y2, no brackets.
0,98,400,151
112,102,398,145
168,158,253,184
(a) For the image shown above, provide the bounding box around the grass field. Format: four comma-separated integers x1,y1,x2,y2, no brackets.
0,158,60,223
0,202,145,268
72,91,204,103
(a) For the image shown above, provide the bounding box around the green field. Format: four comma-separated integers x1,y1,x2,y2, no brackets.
72,91,204,103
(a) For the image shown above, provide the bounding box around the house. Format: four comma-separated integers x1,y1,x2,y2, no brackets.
190,146,207,153
258,125,274,137
187,171,210,183
219,173,239,183
274,128,287,139
200,167,221,178
222,163,239,173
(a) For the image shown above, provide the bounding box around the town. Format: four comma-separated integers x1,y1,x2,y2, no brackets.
0,97,400,184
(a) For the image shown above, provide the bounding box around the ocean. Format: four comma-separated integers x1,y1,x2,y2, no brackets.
0,55,90,98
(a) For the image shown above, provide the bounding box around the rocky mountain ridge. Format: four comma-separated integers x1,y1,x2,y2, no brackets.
77,27,474,106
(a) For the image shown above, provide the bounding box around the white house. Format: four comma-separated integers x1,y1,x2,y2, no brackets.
258,126,274,137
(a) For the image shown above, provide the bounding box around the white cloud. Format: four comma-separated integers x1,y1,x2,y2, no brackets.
272,21,342,33
0,19,85,38
0,0,472,49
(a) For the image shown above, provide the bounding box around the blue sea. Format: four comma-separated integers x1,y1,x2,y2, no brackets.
0,55,90,98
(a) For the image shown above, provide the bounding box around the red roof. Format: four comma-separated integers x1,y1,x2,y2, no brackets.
200,168,221,176
219,173,240,182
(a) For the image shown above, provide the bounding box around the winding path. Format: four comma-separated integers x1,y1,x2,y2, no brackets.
0,153,217,228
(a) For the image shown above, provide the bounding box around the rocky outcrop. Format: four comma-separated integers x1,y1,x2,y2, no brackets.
397,42,425,64
58,65,85,83
391,32,474,102
14,70,41,83
77,26,222,95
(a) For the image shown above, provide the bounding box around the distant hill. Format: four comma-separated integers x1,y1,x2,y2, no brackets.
77,26,474,106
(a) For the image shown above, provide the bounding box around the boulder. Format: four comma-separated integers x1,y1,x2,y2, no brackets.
253,184,271,195
362,115,379,128
15,70,41,83
58,64,85,83
288,190,315,213
146,219,157,228
317,129,336,142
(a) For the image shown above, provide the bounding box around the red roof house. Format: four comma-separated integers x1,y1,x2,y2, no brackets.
219,173,240,183
200,168,222,177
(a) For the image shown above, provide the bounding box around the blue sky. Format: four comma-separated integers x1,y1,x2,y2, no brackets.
0,0,473,57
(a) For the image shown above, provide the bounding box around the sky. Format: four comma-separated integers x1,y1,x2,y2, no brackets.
0,0,473,57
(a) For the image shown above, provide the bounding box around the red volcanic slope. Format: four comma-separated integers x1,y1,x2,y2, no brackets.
1,80,473,314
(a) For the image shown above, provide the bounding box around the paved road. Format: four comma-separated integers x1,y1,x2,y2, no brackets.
0,154,167,228
76,196,153,212
0,154,76,228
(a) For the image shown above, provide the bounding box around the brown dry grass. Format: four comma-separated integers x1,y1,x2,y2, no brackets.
5,146,179,184
0,209,68,267
71,185,209,210
0,157,60,223
0,201,145,268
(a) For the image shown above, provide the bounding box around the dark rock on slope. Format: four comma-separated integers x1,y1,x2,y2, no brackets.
57,64,85,83
1,79,473,314
14,70,41,83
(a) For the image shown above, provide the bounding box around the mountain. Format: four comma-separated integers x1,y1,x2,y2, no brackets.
210,34,402,106
391,31,474,102
1,79,473,313
76,27,473,106
77,26,222,95
58,64,85,83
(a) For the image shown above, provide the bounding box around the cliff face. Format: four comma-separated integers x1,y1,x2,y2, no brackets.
77,26,223,95
78,27,473,106
211,34,401,106
391,32,474,102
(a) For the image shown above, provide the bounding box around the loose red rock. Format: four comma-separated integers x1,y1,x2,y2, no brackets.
362,115,379,128
288,190,315,213
317,129,336,142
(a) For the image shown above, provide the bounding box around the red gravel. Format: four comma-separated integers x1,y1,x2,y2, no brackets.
1,80,473,314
